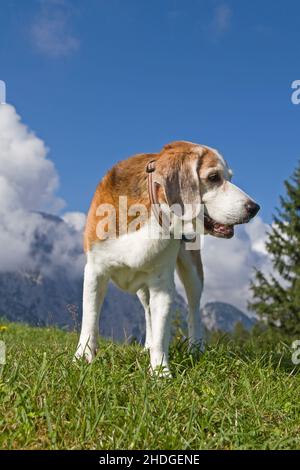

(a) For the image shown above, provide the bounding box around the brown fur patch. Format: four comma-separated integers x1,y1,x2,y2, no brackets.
198,150,219,177
84,152,156,251
84,141,213,251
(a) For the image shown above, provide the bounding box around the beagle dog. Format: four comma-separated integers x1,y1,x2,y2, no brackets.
75,141,260,376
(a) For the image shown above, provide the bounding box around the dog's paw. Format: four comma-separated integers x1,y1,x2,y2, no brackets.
73,340,97,364
150,365,172,379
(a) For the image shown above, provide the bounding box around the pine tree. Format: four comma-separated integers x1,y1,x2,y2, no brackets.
249,162,300,335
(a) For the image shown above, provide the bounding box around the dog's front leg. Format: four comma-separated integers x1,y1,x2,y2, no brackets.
75,263,108,363
148,274,175,377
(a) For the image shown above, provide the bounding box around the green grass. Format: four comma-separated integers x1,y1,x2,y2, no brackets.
0,321,300,450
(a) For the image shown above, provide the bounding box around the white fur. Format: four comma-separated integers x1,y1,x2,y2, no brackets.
203,181,253,225
202,145,256,225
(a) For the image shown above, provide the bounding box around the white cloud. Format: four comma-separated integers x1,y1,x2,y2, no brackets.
208,3,232,41
63,211,86,231
244,216,270,255
31,0,80,58
0,104,64,213
0,104,85,276
176,217,272,315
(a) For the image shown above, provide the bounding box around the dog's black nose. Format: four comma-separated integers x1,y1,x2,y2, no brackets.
245,200,260,218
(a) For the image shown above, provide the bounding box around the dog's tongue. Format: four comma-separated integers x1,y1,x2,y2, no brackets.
204,214,234,238
213,222,234,238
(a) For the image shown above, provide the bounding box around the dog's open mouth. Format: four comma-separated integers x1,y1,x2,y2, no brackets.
204,213,234,239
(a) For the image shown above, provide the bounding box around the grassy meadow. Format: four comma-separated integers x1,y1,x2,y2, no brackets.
0,321,300,450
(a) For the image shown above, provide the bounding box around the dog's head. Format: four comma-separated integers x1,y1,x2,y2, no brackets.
156,140,260,239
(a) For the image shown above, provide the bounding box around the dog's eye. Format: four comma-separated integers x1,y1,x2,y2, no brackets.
208,173,220,183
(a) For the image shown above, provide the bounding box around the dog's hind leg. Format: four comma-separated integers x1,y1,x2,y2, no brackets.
176,245,205,351
75,262,108,363
137,287,152,350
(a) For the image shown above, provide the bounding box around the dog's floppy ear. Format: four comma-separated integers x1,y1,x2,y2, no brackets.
162,154,201,220
155,152,202,237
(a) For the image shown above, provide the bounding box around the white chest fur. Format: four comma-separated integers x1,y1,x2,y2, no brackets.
87,219,181,293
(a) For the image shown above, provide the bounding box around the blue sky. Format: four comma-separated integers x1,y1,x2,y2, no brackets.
1,0,300,223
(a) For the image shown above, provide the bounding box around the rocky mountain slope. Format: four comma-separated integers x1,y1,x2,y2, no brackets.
201,302,256,333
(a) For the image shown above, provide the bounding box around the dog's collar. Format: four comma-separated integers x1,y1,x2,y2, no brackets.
145,160,192,242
